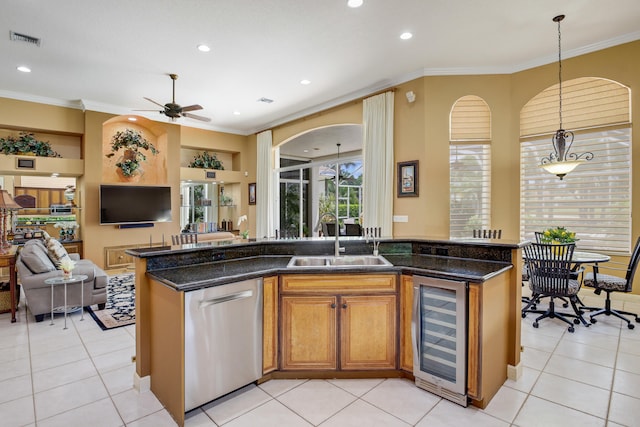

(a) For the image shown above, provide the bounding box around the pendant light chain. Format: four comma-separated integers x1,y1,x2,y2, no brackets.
557,16,563,129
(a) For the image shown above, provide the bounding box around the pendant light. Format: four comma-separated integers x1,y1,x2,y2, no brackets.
540,14,593,180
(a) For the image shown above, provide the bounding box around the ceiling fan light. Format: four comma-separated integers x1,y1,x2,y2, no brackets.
347,0,363,8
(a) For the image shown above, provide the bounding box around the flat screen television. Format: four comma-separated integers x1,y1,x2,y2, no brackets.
100,185,172,225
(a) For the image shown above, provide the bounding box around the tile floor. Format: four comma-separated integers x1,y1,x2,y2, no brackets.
1,287,640,426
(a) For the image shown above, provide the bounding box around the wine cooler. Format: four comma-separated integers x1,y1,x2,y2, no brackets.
412,275,468,406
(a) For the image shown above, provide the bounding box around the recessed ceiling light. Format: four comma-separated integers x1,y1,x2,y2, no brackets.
17,65,31,73
303,149,309,153
347,0,363,8
128,117,137,121
300,79,311,85
197,44,210,52
51,173,59,177
233,111,241,115
400,32,413,40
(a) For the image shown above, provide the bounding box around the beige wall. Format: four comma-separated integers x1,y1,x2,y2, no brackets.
1,40,639,289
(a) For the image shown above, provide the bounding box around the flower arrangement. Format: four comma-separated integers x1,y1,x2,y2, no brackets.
59,258,76,278
105,129,159,177
237,215,249,239
54,221,79,241
540,226,577,244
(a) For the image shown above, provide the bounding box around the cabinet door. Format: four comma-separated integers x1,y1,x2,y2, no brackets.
281,295,337,370
340,295,397,370
262,276,278,374
399,275,414,372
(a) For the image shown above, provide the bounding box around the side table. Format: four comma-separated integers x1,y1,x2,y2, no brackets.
0,246,19,323
44,274,88,330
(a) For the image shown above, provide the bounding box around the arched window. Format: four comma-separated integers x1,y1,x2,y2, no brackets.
520,77,631,252
449,95,492,238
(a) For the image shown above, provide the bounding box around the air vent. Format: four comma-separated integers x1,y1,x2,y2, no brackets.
257,97,274,104
10,31,41,46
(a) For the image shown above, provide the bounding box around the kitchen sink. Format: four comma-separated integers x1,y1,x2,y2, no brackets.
287,255,392,268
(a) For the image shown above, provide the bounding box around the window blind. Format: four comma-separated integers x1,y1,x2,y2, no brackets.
520,127,631,252
450,144,492,238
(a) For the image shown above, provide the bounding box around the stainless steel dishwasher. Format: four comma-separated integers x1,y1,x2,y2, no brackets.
184,278,263,411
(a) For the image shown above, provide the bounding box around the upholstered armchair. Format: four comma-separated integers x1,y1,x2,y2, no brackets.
16,239,108,322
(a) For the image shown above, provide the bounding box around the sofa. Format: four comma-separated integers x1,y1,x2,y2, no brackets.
16,238,108,322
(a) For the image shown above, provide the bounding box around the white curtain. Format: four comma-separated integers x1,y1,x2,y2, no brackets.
256,130,274,238
362,92,394,236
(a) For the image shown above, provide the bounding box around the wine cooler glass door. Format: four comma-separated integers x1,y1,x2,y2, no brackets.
412,276,467,400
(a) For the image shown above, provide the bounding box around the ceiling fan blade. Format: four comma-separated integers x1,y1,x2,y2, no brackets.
143,97,167,109
183,112,211,122
181,104,203,112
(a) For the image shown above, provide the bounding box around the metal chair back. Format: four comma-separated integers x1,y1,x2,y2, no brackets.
472,229,502,239
624,236,640,291
524,242,576,297
172,233,198,245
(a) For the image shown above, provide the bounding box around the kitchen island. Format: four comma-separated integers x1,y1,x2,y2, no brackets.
128,237,525,426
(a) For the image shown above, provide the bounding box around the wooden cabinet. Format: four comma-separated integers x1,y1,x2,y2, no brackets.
399,275,414,372
104,243,164,270
62,241,83,256
279,274,397,371
262,276,279,374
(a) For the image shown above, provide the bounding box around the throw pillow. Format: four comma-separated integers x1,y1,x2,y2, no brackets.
20,241,57,273
46,238,72,268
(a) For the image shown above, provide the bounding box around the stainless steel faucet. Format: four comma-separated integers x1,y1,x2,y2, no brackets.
316,212,344,257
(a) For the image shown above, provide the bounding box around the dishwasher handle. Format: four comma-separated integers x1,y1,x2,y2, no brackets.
199,290,253,309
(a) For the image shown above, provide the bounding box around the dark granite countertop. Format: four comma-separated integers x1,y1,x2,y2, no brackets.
148,253,512,292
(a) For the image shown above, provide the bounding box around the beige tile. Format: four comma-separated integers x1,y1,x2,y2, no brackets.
361,378,440,425
0,356,31,382
616,351,640,375
33,358,98,393
34,375,109,420
83,333,135,358
613,369,640,399
100,362,136,395
111,389,164,424
36,397,123,427
0,342,29,363
608,392,640,426
531,372,610,418
520,346,552,371
0,395,36,426
259,379,307,397
203,384,272,425
277,379,356,425
502,366,540,393
514,395,605,427
327,378,384,397
418,398,508,427
562,327,620,350
521,328,562,352
481,385,528,423
30,344,90,372
619,336,640,356
224,400,311,427
91,347,136,374
554,338,617,367
126,409,179,427
543,354,614,389
184,408,217,427
321,399,409,426
0,373,32,404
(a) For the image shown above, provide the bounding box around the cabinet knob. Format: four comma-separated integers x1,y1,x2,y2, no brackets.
330,303,336,309
342,303,347,309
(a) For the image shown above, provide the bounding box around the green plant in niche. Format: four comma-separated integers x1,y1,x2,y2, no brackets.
188,151,224,170
0,132,61,157
106,129,159,177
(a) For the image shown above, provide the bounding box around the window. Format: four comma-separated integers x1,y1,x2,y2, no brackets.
449,96,492,238
520,77,631,252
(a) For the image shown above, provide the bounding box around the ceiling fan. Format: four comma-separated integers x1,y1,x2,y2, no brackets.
137,74,211,122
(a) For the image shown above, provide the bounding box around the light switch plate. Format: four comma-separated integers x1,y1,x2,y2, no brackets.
393,215,409,222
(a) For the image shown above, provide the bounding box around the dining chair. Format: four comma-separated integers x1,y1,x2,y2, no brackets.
522,242,588,332
472,229,502,239
172,233,198,245
582,236,640,329
344,223,362,236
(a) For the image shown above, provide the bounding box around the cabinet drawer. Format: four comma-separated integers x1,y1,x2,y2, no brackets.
281,274,396,294
104,245,136,269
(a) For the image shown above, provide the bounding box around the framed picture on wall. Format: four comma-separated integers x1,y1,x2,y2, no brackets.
248,182,256,205
397,160,418,197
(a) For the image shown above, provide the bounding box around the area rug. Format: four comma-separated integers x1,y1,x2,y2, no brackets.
86,273,135,330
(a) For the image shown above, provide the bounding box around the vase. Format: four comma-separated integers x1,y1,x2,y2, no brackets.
62,270,72,279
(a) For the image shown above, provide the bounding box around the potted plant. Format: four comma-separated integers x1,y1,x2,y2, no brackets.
0,132,61,157
188,151,224,170
105,129,159,178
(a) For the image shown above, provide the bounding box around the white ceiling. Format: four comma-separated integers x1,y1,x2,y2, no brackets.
2,0,640,137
